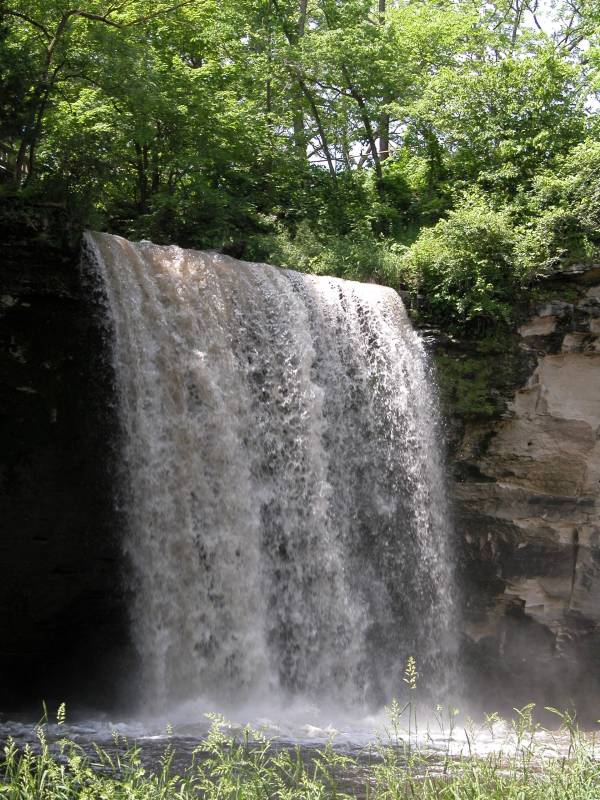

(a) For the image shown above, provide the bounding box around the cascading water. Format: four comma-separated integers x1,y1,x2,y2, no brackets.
85,231,456,717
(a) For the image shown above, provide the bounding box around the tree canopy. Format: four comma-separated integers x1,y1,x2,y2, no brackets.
2,0,600,330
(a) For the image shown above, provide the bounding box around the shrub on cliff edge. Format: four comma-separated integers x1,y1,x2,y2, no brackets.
402,193,520,331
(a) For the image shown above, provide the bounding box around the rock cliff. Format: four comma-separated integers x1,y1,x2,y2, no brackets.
0,210,132,711
438,266,600,715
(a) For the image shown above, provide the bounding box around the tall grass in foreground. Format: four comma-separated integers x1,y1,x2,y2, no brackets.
2,702,600,799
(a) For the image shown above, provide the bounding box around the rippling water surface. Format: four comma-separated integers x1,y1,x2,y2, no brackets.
1,704,592,768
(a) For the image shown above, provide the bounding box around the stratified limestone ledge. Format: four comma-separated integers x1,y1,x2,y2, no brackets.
453,272,600,713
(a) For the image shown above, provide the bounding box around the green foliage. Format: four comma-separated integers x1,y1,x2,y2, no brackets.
410,49,585,200
2,0,600,331
516,139,600,274
435,354,501,419
402,194,520,330
527,282,582,305
434,332,528,419
259,220,407,285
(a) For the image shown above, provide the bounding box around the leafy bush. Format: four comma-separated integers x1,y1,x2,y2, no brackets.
402,193,520,330
256,220,408,286
516,139,600,274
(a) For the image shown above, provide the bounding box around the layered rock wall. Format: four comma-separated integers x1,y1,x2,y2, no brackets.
442,267,600,714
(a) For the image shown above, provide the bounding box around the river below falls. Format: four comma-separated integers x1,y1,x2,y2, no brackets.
1,703,596,771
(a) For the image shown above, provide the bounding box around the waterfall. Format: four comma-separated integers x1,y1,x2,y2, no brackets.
85,231,456,714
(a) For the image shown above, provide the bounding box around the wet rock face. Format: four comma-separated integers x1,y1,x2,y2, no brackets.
448,270,600,715
0,225,132,712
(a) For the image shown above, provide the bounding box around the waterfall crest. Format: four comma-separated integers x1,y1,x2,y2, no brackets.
86,231,455,712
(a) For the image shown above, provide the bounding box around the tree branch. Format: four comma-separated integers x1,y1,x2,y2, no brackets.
3,9,51,38
71,10,123,28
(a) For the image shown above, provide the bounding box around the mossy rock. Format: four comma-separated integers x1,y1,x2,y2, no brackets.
433,331,534,422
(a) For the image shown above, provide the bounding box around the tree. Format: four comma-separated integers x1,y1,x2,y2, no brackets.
408,48,585,200
1,0,596,335
1,0,194,185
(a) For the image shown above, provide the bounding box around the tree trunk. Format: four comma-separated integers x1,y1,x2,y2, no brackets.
12,13,70,186
135,142,149,213
378,0,390,161
296,76,337,182
151,124,161,194
291,0,308,154
341,66,382,185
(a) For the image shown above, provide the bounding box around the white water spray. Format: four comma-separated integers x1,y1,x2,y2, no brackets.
85,231,455,715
